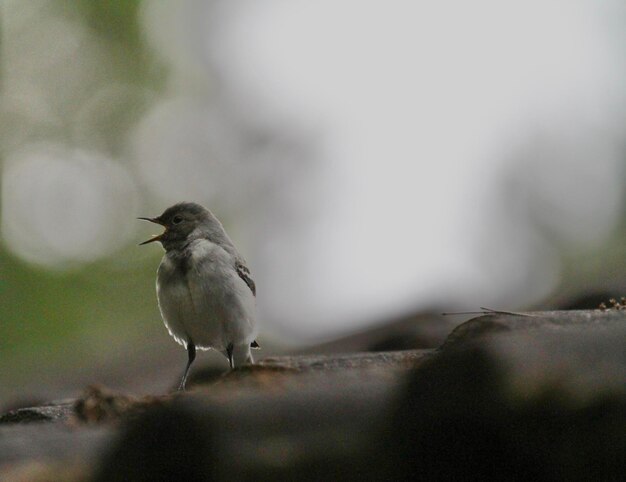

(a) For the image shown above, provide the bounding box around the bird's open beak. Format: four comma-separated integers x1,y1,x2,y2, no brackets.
137,217,166,245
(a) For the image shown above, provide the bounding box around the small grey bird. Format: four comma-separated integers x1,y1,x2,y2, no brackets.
139,202,258,390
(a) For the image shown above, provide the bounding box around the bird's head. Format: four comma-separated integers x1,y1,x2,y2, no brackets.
138,202,212,251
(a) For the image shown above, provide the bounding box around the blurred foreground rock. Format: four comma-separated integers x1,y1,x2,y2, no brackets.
1,309,625,480
392,309,626,480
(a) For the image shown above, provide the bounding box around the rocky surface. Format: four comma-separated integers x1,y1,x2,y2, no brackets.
1,309,625,480
0,401,75,424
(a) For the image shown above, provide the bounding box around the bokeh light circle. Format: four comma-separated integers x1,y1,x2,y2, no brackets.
2,144,139,268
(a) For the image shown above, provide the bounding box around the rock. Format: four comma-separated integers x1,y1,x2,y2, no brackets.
441,309,626,349
246,349,432,372
94,368,401,481
389,310,626,480
0,423,111,466
1,309,624,480
73,386,137,424
0,460,89,482
73,385,169,425
93,400,218,482
0,348,433,480
0,402,74,424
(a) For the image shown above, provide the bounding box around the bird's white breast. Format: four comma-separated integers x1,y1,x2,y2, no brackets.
156,239,256,351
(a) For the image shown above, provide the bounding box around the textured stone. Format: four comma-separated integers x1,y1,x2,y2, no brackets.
0,403,74,424
1,309,625,480
441,309,626,348
389,310,626,480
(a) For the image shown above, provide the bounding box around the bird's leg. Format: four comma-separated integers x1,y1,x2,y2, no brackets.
178,342,196,391
231,343,254,367
226,343,234,369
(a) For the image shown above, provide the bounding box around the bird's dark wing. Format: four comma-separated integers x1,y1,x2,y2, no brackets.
236,262,256,297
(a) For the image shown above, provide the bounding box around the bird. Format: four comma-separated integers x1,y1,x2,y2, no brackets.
139,202,258,390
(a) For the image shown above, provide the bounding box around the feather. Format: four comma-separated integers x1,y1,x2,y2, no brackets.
236,262,256,296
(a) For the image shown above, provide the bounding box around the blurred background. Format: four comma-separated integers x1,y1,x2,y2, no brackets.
1,0,626,404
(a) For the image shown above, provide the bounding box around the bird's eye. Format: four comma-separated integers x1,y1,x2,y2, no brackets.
172,215,183,225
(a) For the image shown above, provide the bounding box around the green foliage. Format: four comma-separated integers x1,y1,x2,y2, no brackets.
64,0,143,46
0,247,161,377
